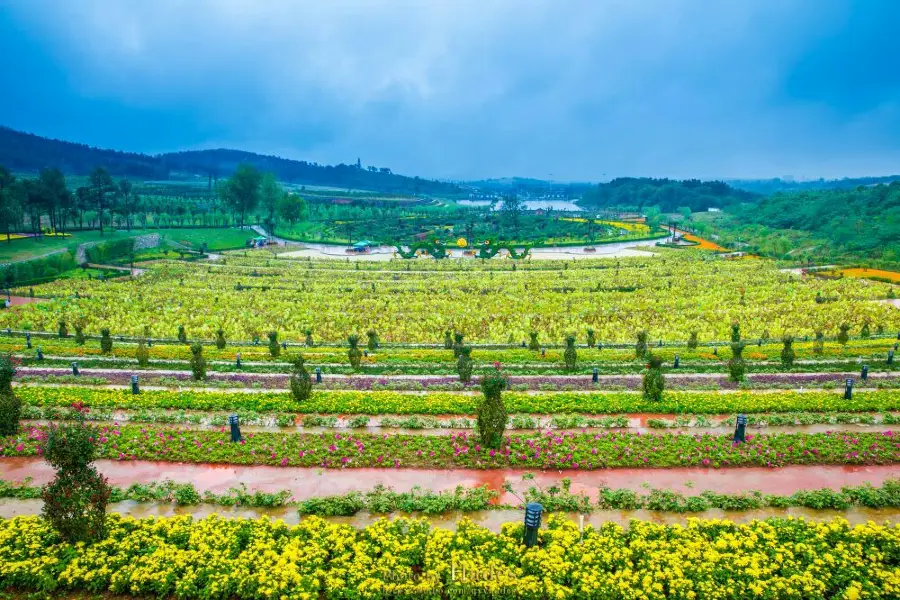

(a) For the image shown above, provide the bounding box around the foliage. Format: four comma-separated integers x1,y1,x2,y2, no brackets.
730,321,741,342
838,323,851,345
99,327,112,354
443,330,453,350
347,334,362,370
177,325,187,343
74,323,85,345
57,320,68,338
135,340,150,367
215,328,227,349
477,369,508,449
563,335,577,370
642,353,665,401
781,335,795,368
456,346,473,383
366,330,378,352
289,355,313,402
267,331,280,357
189,343,206,381
813,331,824,355
728,342,746,383
635,330,648,359
528,331,540,351
586,328,595,348
687,331,698,350
0,354,19,436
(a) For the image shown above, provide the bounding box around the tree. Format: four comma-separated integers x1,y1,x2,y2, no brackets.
220,163,262,228
500,194,523,238
642,353,665,401
277,193,308,226
37,168,72,233
0,354,20,436
89,167,116,235
477,368,508,449
260,172,281,232
289,355,313,402
41,404,112,543
0,167,22,243
116,179,141,231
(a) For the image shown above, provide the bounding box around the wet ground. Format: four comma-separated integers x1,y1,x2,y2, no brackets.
0,498,895,530
2,458,896,501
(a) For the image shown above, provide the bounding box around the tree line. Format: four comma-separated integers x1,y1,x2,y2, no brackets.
0,162,308,240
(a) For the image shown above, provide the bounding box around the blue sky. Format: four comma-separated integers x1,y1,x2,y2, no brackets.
1,0,899,181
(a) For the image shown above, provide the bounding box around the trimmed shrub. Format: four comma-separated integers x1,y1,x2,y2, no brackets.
99,328,112,354
731,322,741,343
635,330,648,359
347,335,362,370
443,330,453,350
528,332,540,351
215,328,227,350
177,325,187,343
289,355,313,402
305,329,313,347
58,320,68,338
586,329,596,348
456,347,473,383
838,323,851,346
813,331,824,355
728,342,746,383
861,322,871,338
74,324,85,346
687,331,698,350
135,340,150,367
366,330,378,352
189,343,206,381
563,335,577,371
453,332,464,358
477,369,508,449
0,354,20,436
268,331,280,358
781,335,795,368
642,353,665,401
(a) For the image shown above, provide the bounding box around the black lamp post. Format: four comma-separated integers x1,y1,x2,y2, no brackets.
315,367,322,384
228,414,242,442
523,502,543,548
844,378,853,400
131,375,139,395
71,361,79,376
733,414,747,443
592,368,598,383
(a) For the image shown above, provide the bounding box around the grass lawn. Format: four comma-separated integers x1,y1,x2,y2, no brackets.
0,228,256,262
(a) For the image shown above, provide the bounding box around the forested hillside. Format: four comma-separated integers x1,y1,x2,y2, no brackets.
0,127,458,195
694,183,900,266
579,177,757,212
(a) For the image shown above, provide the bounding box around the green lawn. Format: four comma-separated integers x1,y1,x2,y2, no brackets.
0,228,256,262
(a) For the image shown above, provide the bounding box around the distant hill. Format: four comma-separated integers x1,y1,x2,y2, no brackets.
579,177,758,213
729,176,900,194
0,126,459,195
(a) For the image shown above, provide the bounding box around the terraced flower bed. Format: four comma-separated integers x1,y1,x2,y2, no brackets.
4,424,898,469
15,386,900,415
1,513,898,599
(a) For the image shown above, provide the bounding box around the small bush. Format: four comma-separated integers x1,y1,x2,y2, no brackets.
0,354,20,436
586,328,595,348
563,335,577,371
642,353,665,401
58,320,68,338
453,332,464,357
728,341,746,383
304,329,313,347
177,325,187,343
74,324,85,346
838,323,850,346
528,331,539,351
731,321,741,343
813,331,824,355
635,330,648,359
687,331,698,350
443,330,453,350
366,330,378,352
861,322,871,338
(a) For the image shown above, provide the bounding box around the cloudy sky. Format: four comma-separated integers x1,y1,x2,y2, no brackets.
1,0,899,181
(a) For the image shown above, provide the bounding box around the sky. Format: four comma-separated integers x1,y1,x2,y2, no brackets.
1,0,899,182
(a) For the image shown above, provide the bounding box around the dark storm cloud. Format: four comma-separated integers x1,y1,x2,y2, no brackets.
1,0,898,180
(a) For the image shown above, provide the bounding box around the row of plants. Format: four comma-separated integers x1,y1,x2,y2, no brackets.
3,476,899,515
13,367,900,391
1,512,898,598
3,424,898,469
6,252,899,343
1,333,894,363
15,386,900,415
648,412,900,428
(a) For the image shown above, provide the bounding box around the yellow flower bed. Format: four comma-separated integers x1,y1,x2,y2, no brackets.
824,268,900,284
0,514,897,599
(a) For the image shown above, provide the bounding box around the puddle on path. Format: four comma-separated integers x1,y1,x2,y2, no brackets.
0,498,895,530
2,457,897,501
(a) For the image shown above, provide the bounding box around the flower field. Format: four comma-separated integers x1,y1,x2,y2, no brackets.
2,513,899,599
3,252,897,342
1,245,899,598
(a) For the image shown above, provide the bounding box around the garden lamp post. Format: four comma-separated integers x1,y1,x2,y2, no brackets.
228,414,242,442
592,368,598,383
315,367,322,384
673,354,680,369
861,365,868,382
235,352,241,368
733,414,747,443
25,332,31,349
131,375,139,395
71,362,79,376
844,378,853,400
36,347,43,361
523,502,543,548
888,350,894,365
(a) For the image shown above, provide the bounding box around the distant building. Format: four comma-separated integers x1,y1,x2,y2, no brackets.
708,207,721,212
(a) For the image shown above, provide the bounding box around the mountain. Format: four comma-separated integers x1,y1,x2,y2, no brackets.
0,126,459,195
